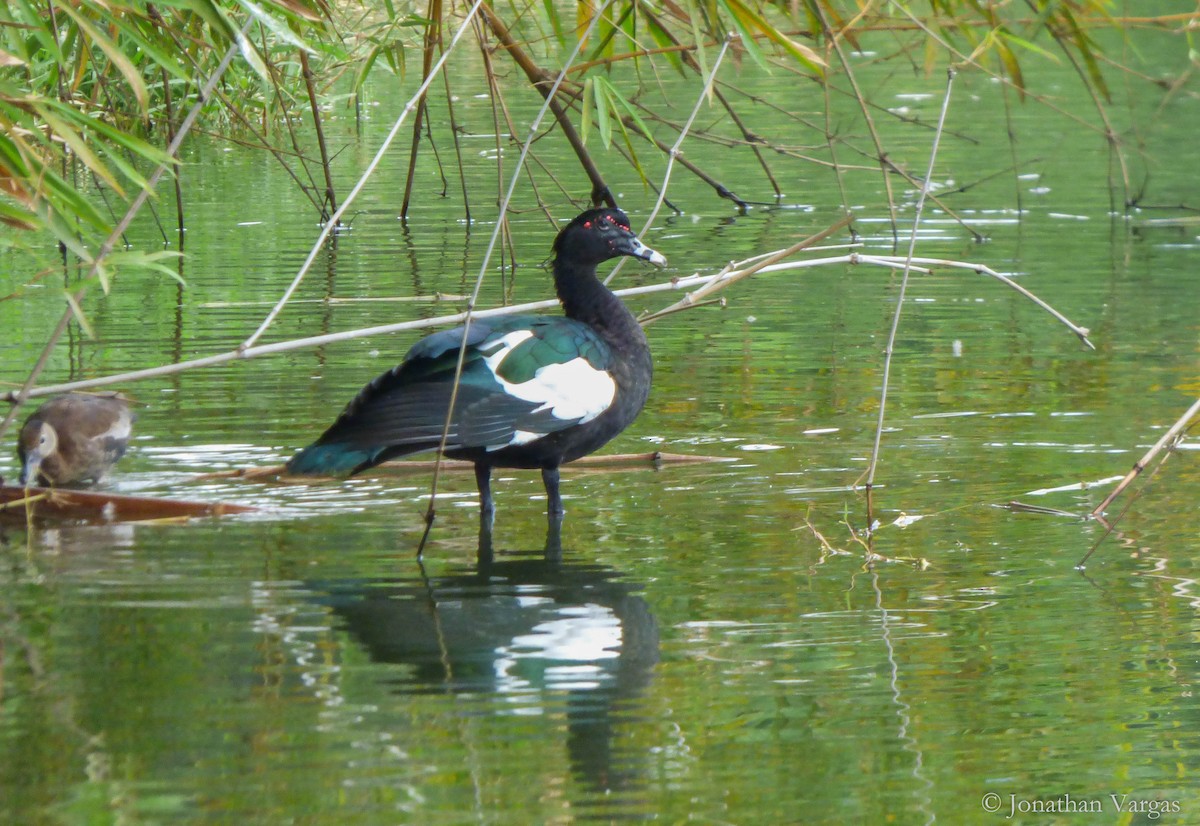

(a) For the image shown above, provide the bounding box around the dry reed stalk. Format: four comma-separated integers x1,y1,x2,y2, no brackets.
1087,396,1200,521
864,66,957,529
1077,433,1184,568
851,254,1094,346
642,223,854,323
196,451,731,481
439,51,471,221
160,65,185,242
1,250,1093,403
478,1,614,208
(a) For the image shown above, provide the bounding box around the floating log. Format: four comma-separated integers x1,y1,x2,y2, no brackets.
0,485,255,524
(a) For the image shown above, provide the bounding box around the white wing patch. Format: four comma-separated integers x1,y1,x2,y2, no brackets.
482,330,617,448
97,416,133,443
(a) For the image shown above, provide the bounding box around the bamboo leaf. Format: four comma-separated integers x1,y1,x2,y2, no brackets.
998,30,1060,64
50,0,151,112
577,0,596,49
96,144,154,193
642,12,686,75
597,75,653,143
105,15,191,83
592,75,612,148
94,259,110,294
691,5,711,80
237,0,316,53
994,35,1025,101
7,0,66,65
62,289,96,336
585,3,619,64
32,103,124,196
580,77,593,145
0,198,38,230
1059,7,1110,101
155,0,237,42
263,0,324,23
45,212,98,259
32,159,112,232
235,24,272,83
71,109,175,166
720,2,768,70
719,0,825,74
542,0,568,47
614,114,649,188
106,249,187,286
353,44,384,90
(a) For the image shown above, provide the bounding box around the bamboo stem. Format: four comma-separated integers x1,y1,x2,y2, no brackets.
440,47,471,222
852,254,1094,347
300,49,338,222
160,65,185,244
812,2,899,245
638,219,852,324
401,0,442,220
641,10,782,197
478,1,614,207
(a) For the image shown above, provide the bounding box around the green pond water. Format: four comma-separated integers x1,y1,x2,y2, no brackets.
4,32,1200,825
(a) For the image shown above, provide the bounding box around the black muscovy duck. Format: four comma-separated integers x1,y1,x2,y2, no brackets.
17,392,134,487
288,207,666,524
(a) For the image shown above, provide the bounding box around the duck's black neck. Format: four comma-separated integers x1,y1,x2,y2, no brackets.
553,258,644,345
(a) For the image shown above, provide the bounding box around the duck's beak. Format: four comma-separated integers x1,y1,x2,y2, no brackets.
19,449,42,487
626,236,667,267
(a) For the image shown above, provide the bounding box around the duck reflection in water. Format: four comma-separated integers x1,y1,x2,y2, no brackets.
316,517,660,801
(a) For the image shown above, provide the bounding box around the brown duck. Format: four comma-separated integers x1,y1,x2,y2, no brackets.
17,393,134,487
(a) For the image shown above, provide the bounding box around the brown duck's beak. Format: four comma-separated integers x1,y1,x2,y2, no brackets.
19,450,43,487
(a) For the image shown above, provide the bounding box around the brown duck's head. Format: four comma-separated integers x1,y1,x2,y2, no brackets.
18,419,58,486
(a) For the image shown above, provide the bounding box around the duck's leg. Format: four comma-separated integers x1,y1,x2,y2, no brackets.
544,511,563,562
541,466,564,516
477,506,495,567
474,463,495,516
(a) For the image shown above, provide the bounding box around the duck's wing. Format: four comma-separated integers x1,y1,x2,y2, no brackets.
288,316,618,475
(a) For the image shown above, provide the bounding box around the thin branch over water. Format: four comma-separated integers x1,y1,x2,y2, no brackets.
2,246,1094,403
